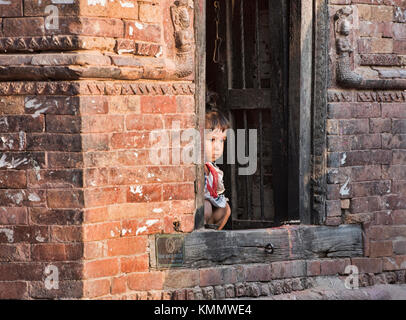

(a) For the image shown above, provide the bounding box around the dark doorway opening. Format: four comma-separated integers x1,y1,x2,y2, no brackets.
205,0,298,229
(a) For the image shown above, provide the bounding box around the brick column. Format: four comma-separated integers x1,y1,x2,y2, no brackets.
0,0,197,299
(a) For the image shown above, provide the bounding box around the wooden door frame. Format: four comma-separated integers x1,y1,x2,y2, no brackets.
193,0,329,229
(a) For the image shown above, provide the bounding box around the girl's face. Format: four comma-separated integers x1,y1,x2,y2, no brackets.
205,128,227,162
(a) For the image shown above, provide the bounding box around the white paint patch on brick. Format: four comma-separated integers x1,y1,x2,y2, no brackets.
130,185,143,195
0,228,14,243
340,177,351,196
28,193,41,202
120,0,134,7
0,154,29,169
340,153,347,165
135,22,144,30
88,0,106,6
153,208,163,213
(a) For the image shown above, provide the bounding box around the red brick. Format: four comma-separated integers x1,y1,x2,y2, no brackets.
375,210,394,225
384,195,406,210
3,17,44,36
31,243,83,261
270,260,306,279
84,187,126,207
50,225,82,242
0,262,43,281
393,210,406,224
83,168,108,188
306,260,321,276
120,254,149,273
83,279,110,298
126,114,164,131
29,280,83,299
0,244,30,262
111,276,127,295
47,152,83,169
351,196,383,214
0,189,44,207
382,255,406,271
140,96,177,114
369,118,391,133
320,258,351,276
177,96,195,113
392,150,406,165
83,258,119,279
82,115,124,133
0,281,27,299
84,241,105,260
83,221,121,242
127,184,162,203
82,134,109,151
26,133,81,152
163,269,200,289
110,132,151,149
122,218,162,236
0,207,28,225
199,268,223,286
83,207,109,224
382,103,406,118
47,189,84,208
328,103,381,119
28,169,83,189
370,241,393,258
1,115,44,132
127,272,164,291
163,183,195,201
124,21,161,42
244,264,272,282
106,236,147,256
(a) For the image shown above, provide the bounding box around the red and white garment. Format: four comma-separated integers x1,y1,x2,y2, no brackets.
204,162,228,208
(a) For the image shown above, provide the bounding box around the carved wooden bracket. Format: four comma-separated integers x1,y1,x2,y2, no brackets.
334,6,406,89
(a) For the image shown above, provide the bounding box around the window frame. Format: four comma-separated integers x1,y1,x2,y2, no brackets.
193,0,328,229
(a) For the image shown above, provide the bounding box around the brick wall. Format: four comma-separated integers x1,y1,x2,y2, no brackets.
0,0,406,300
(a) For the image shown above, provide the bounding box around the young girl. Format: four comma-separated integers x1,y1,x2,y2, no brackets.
204,108,231,230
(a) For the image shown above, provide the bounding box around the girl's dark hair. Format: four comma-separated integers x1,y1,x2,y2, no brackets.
205,106,230,131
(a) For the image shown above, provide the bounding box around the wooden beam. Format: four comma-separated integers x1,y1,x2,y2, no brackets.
171,224,363,268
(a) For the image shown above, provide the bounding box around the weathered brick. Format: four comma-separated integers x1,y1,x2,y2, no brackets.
3,17,45,37
350,196,383,213
106,236,147,256
124,21,161,42
370,118,391,133
270,260,306,279
127,272,164,291
163,269,200,289
47,189,84,208
47,152,83,169
0,170,27,188
0,96,24,115
83,258,119,279
382,255,406,271
0,244,30,262
120,254,149,273
83,279,110,298
0,115,44,133
0,207,28,225
351,257,383,273
320,258,351,276
370,241,393,257
140,96,177,114
0,281,27,299
31,243,83,261
26,133,81,152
